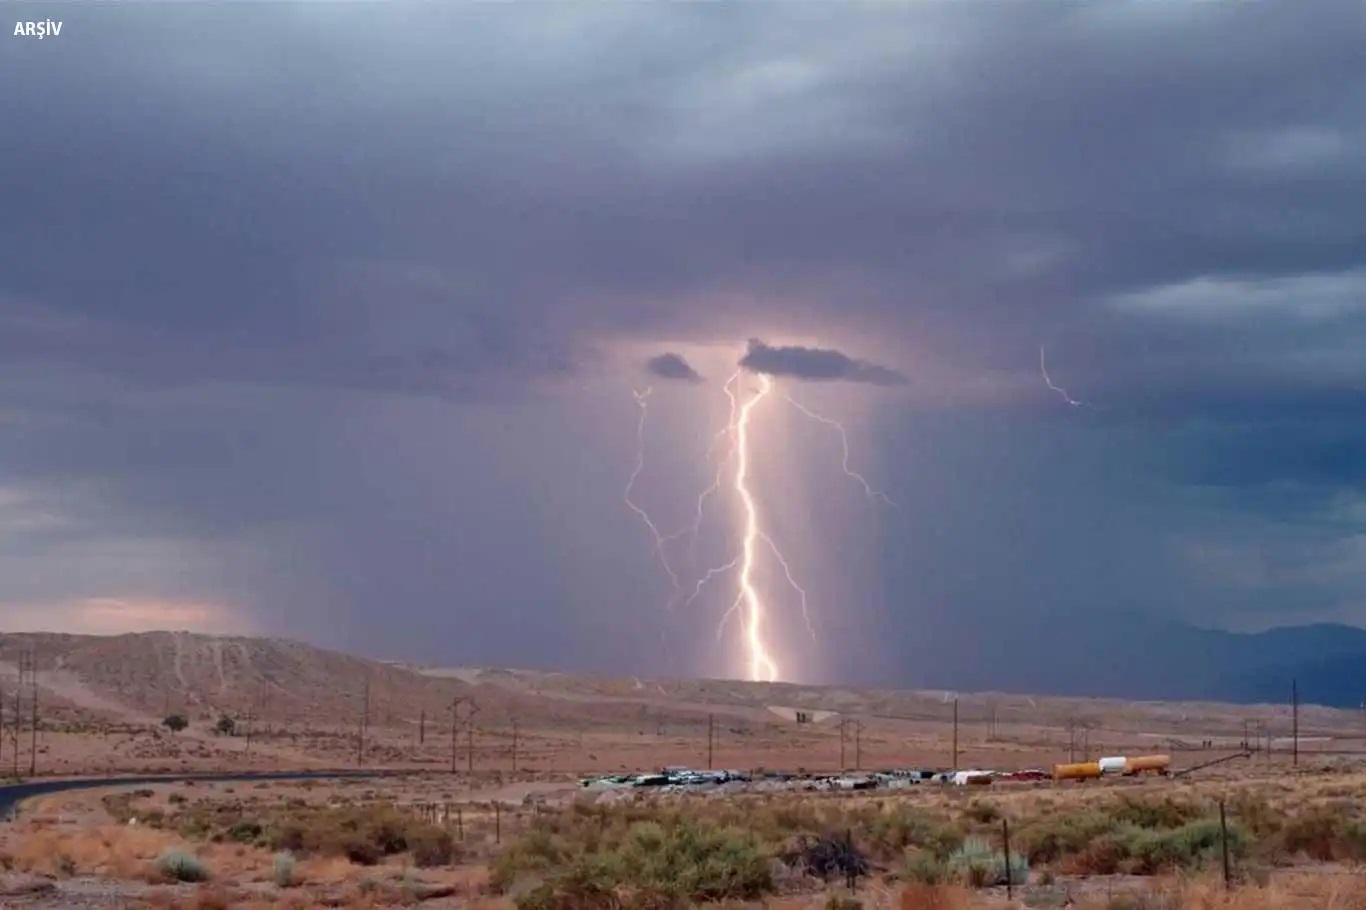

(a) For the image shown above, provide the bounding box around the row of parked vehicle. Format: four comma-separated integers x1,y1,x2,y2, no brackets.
576,765,1055,792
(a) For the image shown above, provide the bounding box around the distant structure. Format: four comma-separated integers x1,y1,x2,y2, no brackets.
767,705,838,725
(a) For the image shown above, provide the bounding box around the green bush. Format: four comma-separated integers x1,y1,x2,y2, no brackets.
409,826,457,868
272,851,296,887
156,849,211,883
1068,819,1246,875
497,816,772,904
903,851,948,885
947,836,1028,888
963,800,1001,824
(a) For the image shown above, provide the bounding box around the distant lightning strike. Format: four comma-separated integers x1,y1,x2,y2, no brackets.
1040,346,1085,407
625,361,890,683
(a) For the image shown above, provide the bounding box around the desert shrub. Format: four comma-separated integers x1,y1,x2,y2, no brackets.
903,851,949,886
1274,804,1366,862
226,820,263,844
946,836,1027,888
1070,830,1132,875
1020,811,1118,865
156,849,211,883
271,851,296,887
866,806,963,860
102,793,139,824
826,896,863,910
496,815,772,904
1225,791,1283,839
409,826,457,867
1108,794,1203,830
1064,819,1246,876
963,800,1001,824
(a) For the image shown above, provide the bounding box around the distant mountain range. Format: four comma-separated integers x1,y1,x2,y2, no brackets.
918,614,1366,707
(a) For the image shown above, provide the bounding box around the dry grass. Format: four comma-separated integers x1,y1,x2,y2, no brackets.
1071,873,1366,909
12,822,181,878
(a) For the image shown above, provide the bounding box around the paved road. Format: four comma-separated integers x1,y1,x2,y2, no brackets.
0,769,416,818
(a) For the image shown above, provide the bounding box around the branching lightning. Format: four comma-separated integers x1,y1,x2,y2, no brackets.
625,359,891,683
1040,345,1085,407
784,395,897,508
623,387,684,605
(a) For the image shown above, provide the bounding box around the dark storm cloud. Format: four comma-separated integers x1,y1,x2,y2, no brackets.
1,0,1365,676
738,339,907,387
645,353,704,384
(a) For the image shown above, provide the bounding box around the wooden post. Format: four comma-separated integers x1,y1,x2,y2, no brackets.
845,828,857,890
450,697,462,774
1220,800,1231,889
952,699,959,770
1289,672,1300,765
495,803,501,844
1002,818,1013,900
27,652,38,778
707,713,714,770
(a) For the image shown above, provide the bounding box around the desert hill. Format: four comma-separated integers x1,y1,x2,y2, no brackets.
0,632,711,735
3,630,1363,753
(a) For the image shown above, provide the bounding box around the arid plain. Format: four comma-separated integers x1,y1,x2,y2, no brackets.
3,631,1366,909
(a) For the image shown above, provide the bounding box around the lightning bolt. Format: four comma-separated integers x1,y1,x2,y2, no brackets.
625,359,892,684
784,394,897,508
623,387,684,603
687,371,743,561
733,373,780,682
1040,345,1085,407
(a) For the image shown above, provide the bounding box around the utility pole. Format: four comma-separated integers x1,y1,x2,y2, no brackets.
449,697,464,774
952,698,960,771
466,701,479,774
854,721,862,771
12,653,26,779
1292,679,1299,767
1067,717,1076,764
511,718,519,772
419,709,425,745
27,650,37,778
356,680,369,768
839,717,847,770
244,703,253,762
707,713,714,770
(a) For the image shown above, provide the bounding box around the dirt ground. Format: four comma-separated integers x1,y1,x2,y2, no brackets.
16,695,1365,780
4,724,1366,908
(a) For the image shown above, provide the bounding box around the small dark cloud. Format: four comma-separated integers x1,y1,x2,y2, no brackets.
645,352,704,383
738,338,907,386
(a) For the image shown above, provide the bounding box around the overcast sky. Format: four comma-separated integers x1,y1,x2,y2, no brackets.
3,1,1365,686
